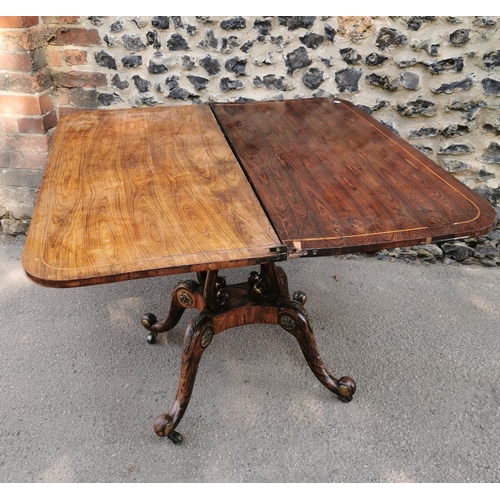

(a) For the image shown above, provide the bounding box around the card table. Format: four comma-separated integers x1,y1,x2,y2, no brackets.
22,98,497,444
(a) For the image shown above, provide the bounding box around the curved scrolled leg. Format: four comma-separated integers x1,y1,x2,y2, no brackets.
278,301,356,403
142,279,201,344
153,313,214,443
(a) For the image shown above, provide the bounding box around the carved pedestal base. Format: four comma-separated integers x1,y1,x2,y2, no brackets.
142,262,356,444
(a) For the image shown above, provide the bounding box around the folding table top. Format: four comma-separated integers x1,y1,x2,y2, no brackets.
22,98,497,287
22,105,284,287
212,98,497,257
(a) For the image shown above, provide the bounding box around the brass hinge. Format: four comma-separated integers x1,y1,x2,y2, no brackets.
269,245,288,261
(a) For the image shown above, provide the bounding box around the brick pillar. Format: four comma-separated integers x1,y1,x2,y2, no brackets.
0,16,55,235
0,16,105,236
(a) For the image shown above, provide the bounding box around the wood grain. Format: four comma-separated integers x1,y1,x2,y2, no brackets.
22,105,283,287
211,98,497,257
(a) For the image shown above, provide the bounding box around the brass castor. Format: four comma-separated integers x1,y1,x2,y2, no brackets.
142,313,157,329
338,394,353,403
154,413,183,444
142,313,158,344
337,376,356,403
167,430,184,445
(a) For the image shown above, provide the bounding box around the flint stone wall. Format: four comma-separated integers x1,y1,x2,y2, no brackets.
81,15,500,195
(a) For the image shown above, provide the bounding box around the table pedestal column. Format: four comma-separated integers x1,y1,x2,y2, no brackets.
141,262,356,444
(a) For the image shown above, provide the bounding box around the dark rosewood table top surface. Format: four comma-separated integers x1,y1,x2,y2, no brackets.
212,98,497,257
23,98,497,288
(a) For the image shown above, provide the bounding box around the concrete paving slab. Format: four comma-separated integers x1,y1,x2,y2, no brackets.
1,236,499,482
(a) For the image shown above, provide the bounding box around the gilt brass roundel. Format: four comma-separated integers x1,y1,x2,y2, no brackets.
178,290,193,307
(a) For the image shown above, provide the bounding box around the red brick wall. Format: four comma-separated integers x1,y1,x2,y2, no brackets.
0,16,105,232
0,16,53,173
0,16,105,134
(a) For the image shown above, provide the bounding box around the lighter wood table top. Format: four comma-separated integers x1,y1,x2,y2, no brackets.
22,105,283,287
